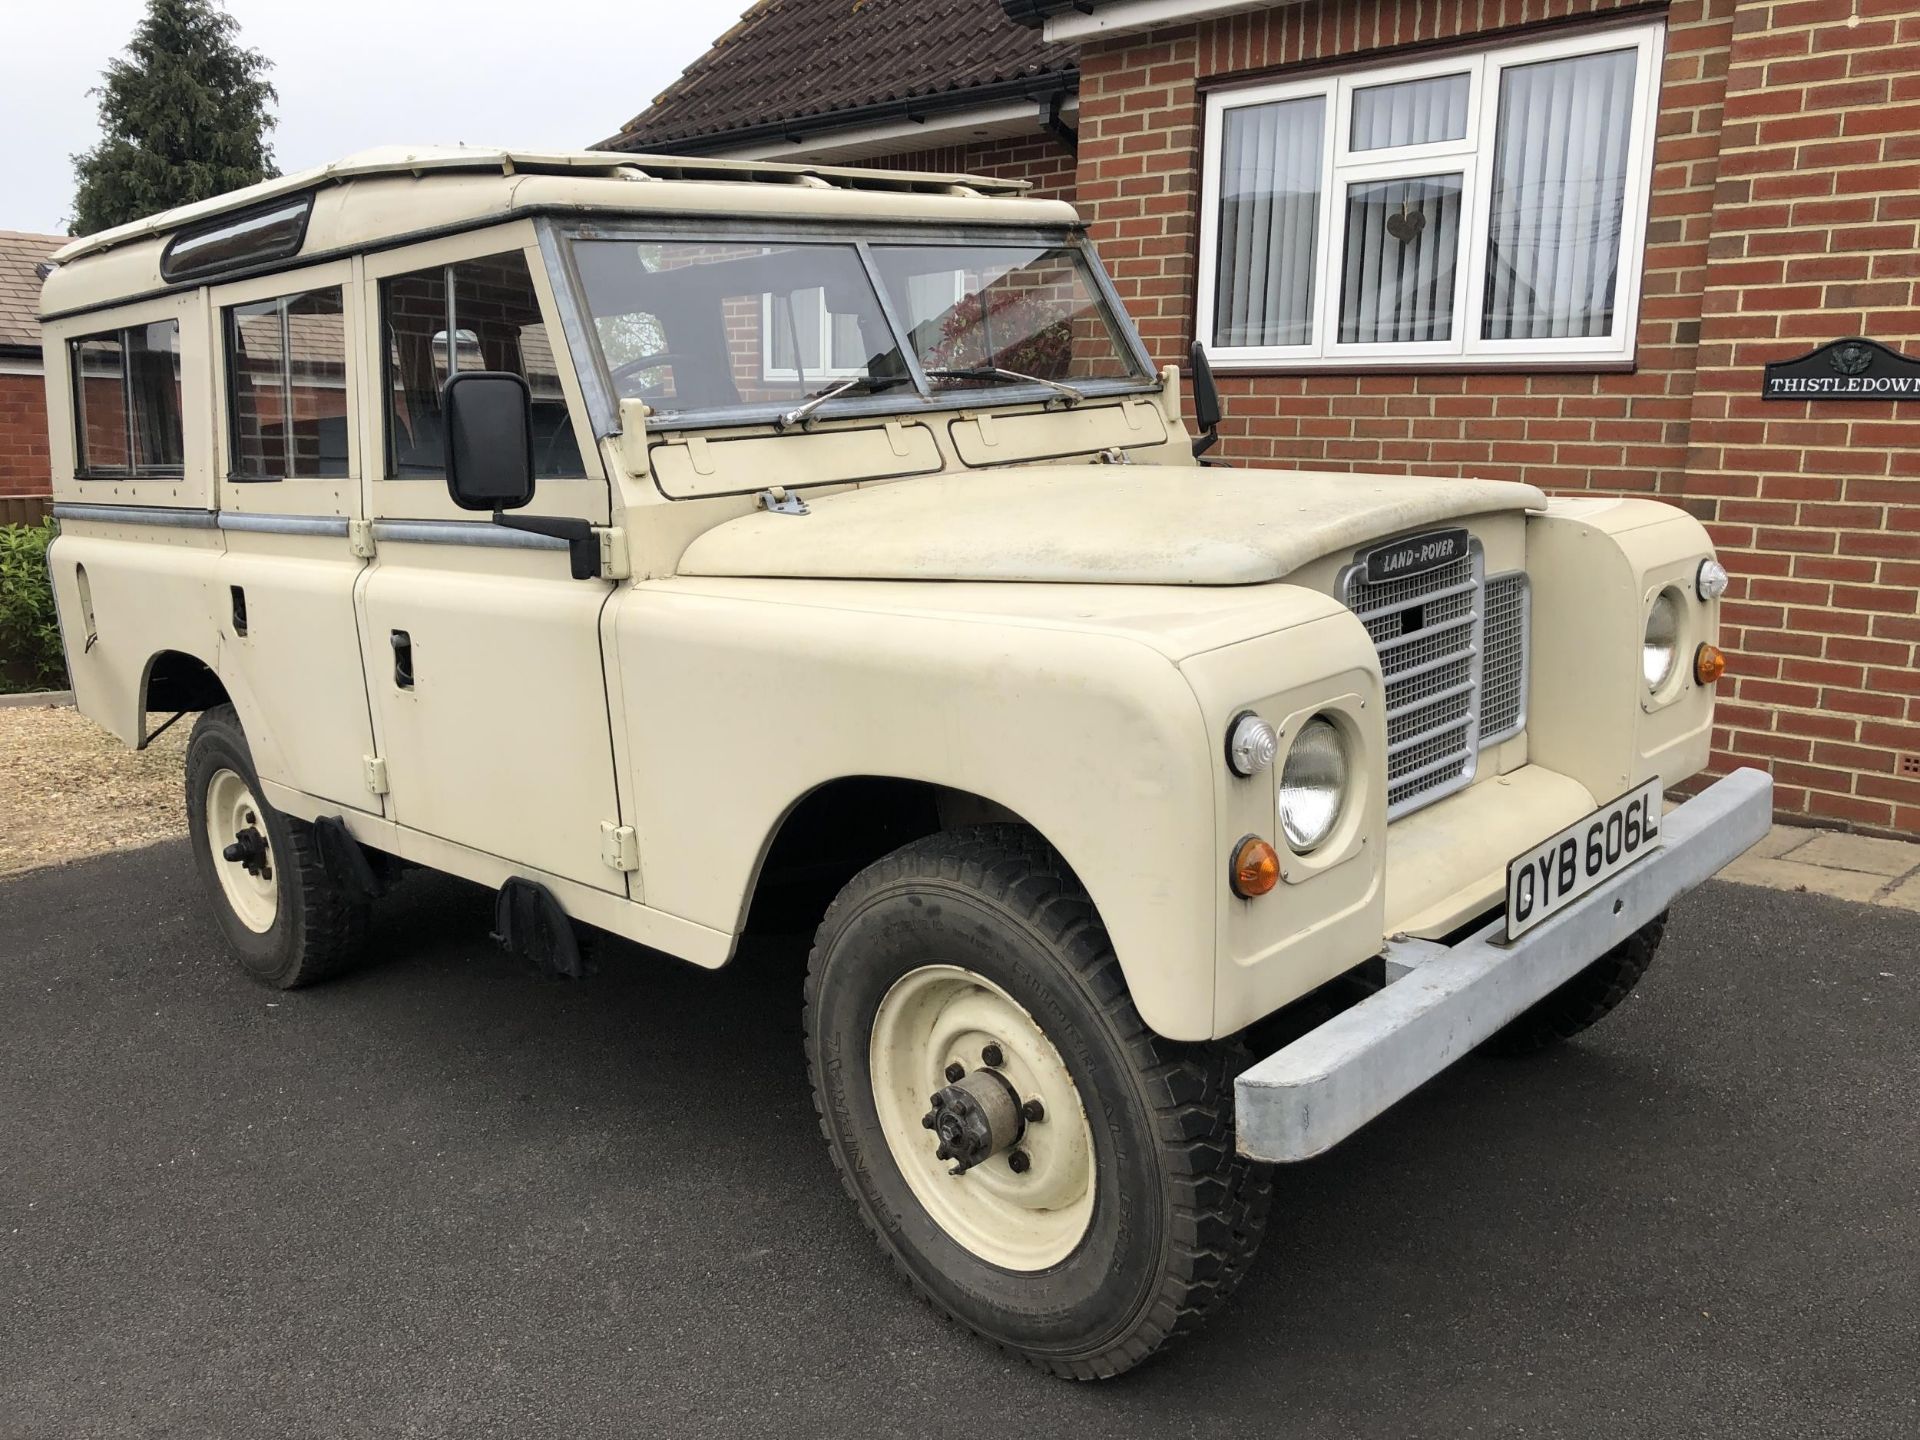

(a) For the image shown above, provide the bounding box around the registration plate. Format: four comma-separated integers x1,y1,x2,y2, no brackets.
1505,780,1663,941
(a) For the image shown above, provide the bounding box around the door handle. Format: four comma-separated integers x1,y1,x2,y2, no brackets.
390,630,414,689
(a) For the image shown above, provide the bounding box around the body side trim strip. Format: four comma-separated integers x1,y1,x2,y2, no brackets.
51,502,218,530
370,518,568,551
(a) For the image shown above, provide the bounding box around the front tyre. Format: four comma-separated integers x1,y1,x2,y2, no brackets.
804,826,1270,1379
185,704,368,989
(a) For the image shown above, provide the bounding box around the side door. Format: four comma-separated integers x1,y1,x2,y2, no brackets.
209,261,382,814
356,224,624,892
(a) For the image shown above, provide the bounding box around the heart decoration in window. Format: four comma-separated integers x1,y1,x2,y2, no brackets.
1385,207,1427,244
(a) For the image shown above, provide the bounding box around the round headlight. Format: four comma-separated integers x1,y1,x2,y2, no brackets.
1279,716,1348,853
1227,712,1279,777
1643,590,1682,691
1697,557,1730,601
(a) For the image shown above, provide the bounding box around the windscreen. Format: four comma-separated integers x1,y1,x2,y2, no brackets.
570,234,1149,425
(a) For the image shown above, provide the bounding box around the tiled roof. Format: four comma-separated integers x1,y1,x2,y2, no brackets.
600,0,1076,153
0,231,64,355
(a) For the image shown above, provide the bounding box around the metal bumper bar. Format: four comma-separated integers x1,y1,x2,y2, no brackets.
1235,767,1774,1163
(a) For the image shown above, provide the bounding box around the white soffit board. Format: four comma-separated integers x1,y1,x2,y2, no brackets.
1046,0,1301,44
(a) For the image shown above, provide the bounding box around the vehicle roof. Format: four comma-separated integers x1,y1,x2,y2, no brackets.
40,145,1080,321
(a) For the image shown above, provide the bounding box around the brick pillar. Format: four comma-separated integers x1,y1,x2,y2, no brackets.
1688,0,1920,836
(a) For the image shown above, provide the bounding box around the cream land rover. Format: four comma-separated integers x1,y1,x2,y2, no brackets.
40,147,1770,1378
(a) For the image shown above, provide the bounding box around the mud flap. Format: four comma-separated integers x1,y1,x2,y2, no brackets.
492,876,587,980
315,815,386,899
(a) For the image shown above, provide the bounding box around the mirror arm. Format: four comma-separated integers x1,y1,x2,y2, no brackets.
491,511,600,581
1192,428,1220,459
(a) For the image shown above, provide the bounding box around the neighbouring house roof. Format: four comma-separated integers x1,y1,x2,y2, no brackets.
0,231,65,359
598,0,1077,157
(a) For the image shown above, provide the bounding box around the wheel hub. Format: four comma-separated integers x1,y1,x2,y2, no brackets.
223,826,272,879
923,1068,1026,1175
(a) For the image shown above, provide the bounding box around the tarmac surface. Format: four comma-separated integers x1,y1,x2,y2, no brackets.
3,841,1914,1438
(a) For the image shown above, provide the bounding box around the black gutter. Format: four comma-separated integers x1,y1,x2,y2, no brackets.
599,73,1079,158
1000,0,1093,27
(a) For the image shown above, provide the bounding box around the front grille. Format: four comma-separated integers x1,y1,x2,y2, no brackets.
1343,548,1484,817
1481,573,1530,743
1341,541,1533,821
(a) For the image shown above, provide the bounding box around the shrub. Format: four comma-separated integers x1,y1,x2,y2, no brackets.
0,520,66,694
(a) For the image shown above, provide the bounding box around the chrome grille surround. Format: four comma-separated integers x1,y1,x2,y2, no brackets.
1340,539,1487,819
1481,572,1530,745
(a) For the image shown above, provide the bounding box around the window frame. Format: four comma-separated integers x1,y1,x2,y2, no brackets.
67,318,186,480
1196,20,1665,371
220,283,353,484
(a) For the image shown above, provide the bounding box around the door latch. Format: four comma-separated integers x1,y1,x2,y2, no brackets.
390,630,413,689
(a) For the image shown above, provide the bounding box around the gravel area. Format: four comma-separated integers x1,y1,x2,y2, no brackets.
0,705,191,878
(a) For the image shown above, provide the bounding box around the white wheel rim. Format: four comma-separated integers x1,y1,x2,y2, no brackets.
204,768,278,933
869,965,1096,1271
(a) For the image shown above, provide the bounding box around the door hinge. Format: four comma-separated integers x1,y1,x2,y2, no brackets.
598,525,631,580
363,755,390,796
348,519,377,558
600,822,639,873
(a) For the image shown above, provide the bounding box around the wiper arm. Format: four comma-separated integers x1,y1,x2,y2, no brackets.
776,373,911,431
926,366,1085,406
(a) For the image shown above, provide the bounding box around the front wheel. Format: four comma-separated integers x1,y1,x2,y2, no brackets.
1483,913,1668,1057
804,826,1270,1379
185,704,368,989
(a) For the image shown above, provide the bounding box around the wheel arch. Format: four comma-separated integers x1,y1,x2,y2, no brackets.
139,648,232,742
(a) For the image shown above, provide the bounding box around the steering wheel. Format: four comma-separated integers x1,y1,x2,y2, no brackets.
609,350,687,393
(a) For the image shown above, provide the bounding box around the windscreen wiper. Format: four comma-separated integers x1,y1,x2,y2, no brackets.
776,373,912,430
925,366,1085,406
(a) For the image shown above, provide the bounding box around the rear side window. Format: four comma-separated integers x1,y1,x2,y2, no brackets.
380,250,584,479
70,320,184,477
226,287,349,480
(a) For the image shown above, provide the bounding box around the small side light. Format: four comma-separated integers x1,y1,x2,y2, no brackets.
1230,836,1281,898
1226,712,1279,777
1696,558,1730,601
1694,643,1727,685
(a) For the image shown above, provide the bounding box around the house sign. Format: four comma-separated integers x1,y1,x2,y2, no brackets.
1762,337,1920,400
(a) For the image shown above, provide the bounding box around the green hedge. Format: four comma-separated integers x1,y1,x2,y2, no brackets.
0,520,66,694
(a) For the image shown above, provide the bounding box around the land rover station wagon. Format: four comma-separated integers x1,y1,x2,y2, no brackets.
38,147,1771,1377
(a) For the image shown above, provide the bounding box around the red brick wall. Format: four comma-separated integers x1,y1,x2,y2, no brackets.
881,133,1079,202
0,369,50,497
1071,0,1920,837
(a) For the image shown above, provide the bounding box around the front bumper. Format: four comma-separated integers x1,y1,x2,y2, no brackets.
1234,767,1774,1163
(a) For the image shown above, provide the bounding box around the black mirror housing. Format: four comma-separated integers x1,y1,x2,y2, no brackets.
443,371,536,512
1189,341,1222,453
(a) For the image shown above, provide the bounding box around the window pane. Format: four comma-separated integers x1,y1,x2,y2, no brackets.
871,244,1142,385
452,253,585,478
383,266,449,476
1213,96,1324,348
1482,47,1638,341
71,334,128,474
128,320,184,473
229,289,348,480
573,240,907,417
1350,73,1470,150
1338,174,1463,344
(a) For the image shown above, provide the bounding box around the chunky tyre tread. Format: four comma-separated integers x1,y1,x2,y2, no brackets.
1483,912,1667,1057
803,825,1272,1380
187,705,368,989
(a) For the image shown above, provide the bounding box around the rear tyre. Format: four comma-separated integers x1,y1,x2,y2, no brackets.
804,825,1270,1379
1483,913,1667,1057
185,704,368,989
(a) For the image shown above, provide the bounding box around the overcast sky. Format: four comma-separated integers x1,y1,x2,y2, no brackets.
0,0,748,235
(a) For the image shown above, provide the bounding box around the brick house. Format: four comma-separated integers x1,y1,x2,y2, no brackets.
0,231,64,519
607,0,1920,838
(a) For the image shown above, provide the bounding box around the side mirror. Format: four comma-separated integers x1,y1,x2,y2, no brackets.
443,370,535,512
1189,341,1222,458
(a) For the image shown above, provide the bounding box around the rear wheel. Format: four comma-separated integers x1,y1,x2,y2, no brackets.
1483,913,1667,1057
804,826,1270,1379
185,705,368,989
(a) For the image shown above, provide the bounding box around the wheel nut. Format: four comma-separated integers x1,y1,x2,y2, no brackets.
935,1144,951,1161
944,1062,965,1083
981,1043,1004,1068
921,1110,938,1129
1021,1099,1045,1123
1007,1149,1031,1174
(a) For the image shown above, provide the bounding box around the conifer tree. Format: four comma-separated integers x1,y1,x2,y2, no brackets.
71,0,278,235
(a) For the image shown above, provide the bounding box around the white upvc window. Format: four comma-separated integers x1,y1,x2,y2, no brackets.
1196,21,1665,370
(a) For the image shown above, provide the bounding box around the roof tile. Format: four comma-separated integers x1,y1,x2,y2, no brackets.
600,0,1075,152
0,231,64,354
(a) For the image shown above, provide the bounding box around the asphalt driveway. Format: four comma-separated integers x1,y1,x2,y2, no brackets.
3,842,1914,1438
